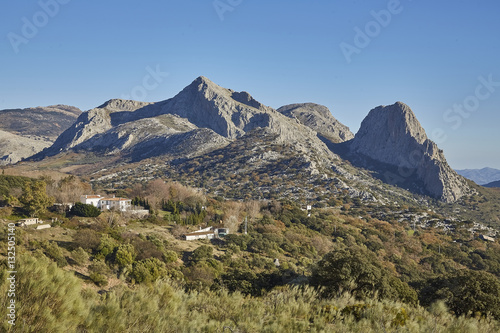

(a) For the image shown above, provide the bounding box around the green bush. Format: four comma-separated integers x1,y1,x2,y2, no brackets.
42,241,68,268
131,258,168,284
191,245,213,263
420,269,500,319
72,247,89,266
311,247,416,303
70,202,101,217
89,272,108,287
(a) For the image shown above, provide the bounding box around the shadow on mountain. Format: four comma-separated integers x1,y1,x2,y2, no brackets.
319,134,429,197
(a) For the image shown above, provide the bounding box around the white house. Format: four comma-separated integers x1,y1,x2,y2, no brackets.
185,231,216,241
80,195,103,208
80,195,132,212
99,197,132,212
17,218,42,227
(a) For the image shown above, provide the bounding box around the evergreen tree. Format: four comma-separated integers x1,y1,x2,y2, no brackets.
19,180,54,217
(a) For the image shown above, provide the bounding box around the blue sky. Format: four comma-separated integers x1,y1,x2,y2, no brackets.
1,0,499,169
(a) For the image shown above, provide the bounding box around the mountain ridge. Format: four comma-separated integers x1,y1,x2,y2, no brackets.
29,77,469,203
456,167,500,185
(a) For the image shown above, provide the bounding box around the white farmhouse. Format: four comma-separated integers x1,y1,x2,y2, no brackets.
80,195,103,208
99,197,132,212
80,195,132,212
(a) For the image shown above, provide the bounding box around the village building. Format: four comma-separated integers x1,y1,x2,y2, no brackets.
16,218,43,227
80,195,132,212
184,226,230,241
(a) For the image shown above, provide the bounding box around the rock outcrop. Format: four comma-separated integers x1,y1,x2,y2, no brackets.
0,130,52,165
277,103,354,143
350,102,470,202
0,105,81,164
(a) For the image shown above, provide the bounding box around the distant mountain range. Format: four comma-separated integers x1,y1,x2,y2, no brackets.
24,76,472,203
484,180,500,188
455,167,500,186
0,105,81,165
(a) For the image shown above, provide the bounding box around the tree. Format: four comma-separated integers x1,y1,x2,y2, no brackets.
191,245,213,263
19,180,54,216
311,247,417,304
420,269,500,319
70,202,101,217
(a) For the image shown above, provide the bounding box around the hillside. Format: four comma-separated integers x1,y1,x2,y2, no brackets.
484,180,500,188
0,105,81,165
1,174,500,332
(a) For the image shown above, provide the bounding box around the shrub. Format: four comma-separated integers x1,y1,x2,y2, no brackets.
72,247,90,266
72,228,101,252
311,247,416,303
42,241,68,267
131,258,168,284
420,269,500,319
70,202,101,217
191,245,213,263
89,272,108,287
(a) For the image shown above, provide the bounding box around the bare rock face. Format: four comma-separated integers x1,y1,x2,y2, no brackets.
350,102,470,202
0,130,52,165
277,103,354,143
0,105,81,164
156,76,279,139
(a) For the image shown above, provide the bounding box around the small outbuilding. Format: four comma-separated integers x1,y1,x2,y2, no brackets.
17,218,42,227
184,226,230,241
36,224,51,230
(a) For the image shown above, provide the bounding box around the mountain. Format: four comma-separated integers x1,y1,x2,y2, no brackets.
0,105,81,165
31,78,469,203
35,77,337,167
277,103,354,143
484,180,500,188
455,167,500,185
349,102,471,202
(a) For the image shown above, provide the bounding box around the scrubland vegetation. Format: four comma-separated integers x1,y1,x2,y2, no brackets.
1,174,500,332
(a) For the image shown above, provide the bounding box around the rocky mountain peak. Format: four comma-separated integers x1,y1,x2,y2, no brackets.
98,99,152,112
355,101,427,147
350,102,470,202
277,103,354,143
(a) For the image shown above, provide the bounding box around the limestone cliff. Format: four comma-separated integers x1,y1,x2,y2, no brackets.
350,102,470,202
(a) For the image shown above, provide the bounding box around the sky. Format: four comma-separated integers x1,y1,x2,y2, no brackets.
1,0,499,170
